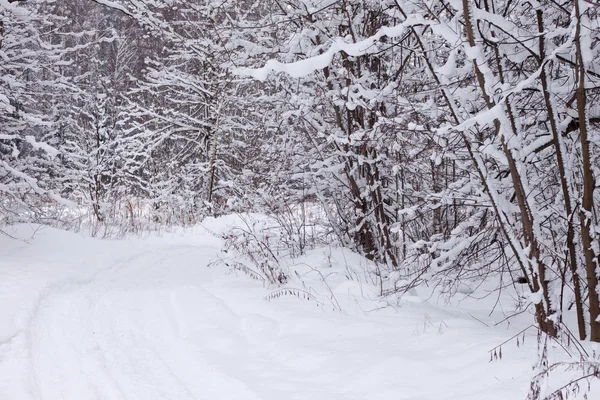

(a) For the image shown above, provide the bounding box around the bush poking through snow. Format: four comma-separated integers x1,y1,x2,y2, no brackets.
265,288,318,304
213,216,288,285
527,330,600,400
488,324,600,400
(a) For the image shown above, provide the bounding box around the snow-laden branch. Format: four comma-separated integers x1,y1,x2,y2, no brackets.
90,0,132,16
235,15,438,80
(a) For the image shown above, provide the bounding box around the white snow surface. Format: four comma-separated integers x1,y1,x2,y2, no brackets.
0,219,542,400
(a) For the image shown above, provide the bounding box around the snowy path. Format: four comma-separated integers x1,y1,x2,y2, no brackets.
0,225,535,400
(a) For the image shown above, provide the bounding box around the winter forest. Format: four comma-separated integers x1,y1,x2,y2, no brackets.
2,0,600,398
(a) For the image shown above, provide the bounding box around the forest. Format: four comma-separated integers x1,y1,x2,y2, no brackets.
2,0,600,398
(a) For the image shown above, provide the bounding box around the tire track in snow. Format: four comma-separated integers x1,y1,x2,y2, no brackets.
18,243,269,400
12,250,156,400
24,249,171,400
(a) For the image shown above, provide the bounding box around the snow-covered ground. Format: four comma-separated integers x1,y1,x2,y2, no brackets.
0,218,579,400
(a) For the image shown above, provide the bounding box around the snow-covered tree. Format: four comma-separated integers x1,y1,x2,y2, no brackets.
0,0,69,224
240,0,600,342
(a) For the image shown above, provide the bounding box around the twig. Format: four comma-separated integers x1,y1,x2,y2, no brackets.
0,228,18,240
469,312,490,327
494,302,532,326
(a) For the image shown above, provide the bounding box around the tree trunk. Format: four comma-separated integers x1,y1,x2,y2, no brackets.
537,8,586,340
574,0,600,342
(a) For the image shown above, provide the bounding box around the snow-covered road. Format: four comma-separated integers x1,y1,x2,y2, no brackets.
0,224,536,400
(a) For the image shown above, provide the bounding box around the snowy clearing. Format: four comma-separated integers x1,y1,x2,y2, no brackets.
0,220,566,400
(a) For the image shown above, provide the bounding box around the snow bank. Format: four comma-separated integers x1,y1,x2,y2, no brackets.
0,218,594,399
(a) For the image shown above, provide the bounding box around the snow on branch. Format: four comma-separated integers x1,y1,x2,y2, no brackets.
236,14,439,80
90,0,132,16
